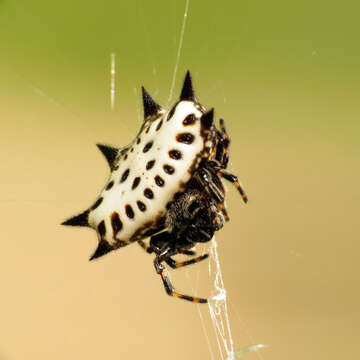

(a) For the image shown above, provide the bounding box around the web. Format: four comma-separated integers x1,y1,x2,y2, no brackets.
165,1,265,359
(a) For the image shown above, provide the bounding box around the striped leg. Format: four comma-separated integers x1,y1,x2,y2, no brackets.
195,169,230,222
219,119,230,168
205,160,248,205
139,239,199,268
137,239,153,253
179,249,197,256
154,247,207,303
166,254,209,269
158,267,207,303
216,169,248,204
218,202,230,222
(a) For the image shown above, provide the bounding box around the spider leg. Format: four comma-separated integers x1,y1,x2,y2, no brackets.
138,240,198,266
214,131,225,164
195,168,230,222
149,231,173,254
196,168,224,203
186,224,214,243
138,231,184,255
218,202,230,221
158,266,208,303
206,159,248,204
166,254,209,269
179,249,197,256
154,246,207,303
217,119,230,169
165,248,198,267
216,169,248,204
137,239,153,254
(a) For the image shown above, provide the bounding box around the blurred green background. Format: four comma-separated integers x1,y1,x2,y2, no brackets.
0,0,359,359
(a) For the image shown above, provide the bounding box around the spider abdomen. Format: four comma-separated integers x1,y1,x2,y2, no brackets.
88,101,205,250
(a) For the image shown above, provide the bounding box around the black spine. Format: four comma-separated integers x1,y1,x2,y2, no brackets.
96,144,118,170
201,108,214,129
61,210,90,227
142,87,162,118
89,240,113,260
180,71,195,101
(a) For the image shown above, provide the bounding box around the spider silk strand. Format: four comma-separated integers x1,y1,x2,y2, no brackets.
208,237,235,360
168,0,190,105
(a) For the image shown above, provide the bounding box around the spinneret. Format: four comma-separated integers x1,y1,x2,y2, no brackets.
62,70,248,304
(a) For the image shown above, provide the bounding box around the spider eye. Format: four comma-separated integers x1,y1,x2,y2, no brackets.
187,200,200,214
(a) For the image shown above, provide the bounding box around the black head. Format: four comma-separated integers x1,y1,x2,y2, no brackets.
166,190,224,243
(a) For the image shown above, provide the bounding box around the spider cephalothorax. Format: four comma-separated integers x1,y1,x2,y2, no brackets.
166,189,224,242
62,71,247,303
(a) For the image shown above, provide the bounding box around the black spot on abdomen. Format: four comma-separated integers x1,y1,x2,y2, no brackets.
125,205,135,219
144,188,154,199
183,114,196,126
111,212,123,236
176,133,195,144
146,160,155,170
91,197,103,210
169,150,182,160
163,164,175,175
143,141,153,153
167,103,178,121
106,181,114,190
156,119,163,131
98,220,106,237
132,177,141,190
155,175,165,187
120,169,130,183
137,201,146,212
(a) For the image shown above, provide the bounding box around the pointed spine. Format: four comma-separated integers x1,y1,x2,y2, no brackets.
89,240,113,260
180,71,195,101
96,144,118,170
201,108,214,129
61,210,90,227
142,87,162,118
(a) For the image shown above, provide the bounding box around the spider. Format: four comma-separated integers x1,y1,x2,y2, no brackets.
62,71,247,303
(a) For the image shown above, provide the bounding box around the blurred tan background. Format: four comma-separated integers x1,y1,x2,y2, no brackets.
0,0,359,359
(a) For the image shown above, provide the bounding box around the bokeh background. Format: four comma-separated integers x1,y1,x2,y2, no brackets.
0,0,359,359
